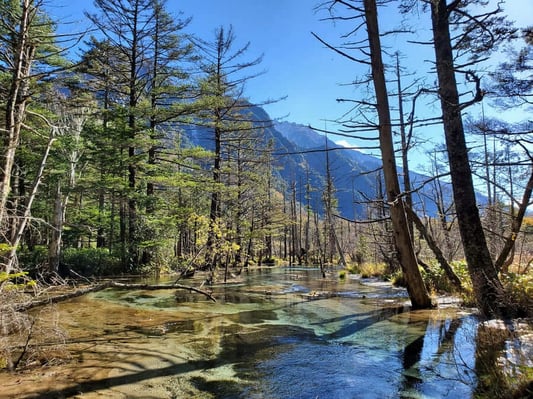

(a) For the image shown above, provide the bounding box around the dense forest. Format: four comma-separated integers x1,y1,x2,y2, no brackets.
0,0,532,381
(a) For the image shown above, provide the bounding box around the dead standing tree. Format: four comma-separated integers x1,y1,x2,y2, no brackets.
0,0,36,233
314,0,432,309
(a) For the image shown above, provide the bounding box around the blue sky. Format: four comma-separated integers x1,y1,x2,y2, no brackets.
179,1,355,128
47,0,531,167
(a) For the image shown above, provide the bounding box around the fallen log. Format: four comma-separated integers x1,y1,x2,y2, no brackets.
5,281,216,313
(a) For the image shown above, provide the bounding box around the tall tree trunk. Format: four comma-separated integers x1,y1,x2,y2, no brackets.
430,0,503,318
97,187,106,248
206,124,222,271
395,54,414,244
364,0,432,309
6,131,56,273
291,182,298,265
48,184,64,274
0,0,36,238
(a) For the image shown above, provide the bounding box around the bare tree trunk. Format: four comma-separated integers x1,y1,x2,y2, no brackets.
48,184,64,274
6,130,56,272
47,108,85,274
364,0,432,309
291,181,298,265
314,211,325,277
430,0,503,318
0,0,36,235
395,53,414,245
305,168,311,264
406,207,462,290
494,167,533,272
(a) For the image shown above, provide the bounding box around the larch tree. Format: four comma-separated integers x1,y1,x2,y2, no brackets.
487,29,533,274
77,38,129,252
193,25,264,276
142,0,195,265
363,0,431,308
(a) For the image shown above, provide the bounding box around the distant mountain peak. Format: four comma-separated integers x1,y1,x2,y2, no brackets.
274,121,331,150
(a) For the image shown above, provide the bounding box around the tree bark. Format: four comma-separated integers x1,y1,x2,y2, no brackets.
430,0,503,318
363,0,432,309
48,184,64,274
5,131,56,272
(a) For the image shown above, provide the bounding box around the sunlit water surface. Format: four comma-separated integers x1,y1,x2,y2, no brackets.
2,267,482,398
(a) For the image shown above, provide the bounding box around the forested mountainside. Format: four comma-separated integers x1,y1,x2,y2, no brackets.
182,105,460,219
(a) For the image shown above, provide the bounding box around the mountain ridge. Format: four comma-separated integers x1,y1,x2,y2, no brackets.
182,104,462,219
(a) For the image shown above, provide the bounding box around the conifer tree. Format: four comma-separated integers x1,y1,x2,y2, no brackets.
193,25,263,275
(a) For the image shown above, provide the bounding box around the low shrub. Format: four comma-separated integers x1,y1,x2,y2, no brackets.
500,272,533,318
17,246,49,274
262,258,276,266
418,260,472,296
60,247,122,276
389,270,407,287
353,262,387,278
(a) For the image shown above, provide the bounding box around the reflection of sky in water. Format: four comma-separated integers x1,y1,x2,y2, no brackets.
253,298,477,398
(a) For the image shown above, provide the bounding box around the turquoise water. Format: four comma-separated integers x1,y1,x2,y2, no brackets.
90,267,478,398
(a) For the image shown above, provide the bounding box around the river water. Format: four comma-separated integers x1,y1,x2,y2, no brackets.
1,267,487,398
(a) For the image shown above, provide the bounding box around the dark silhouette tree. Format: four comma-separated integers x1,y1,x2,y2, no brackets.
427,0,516,317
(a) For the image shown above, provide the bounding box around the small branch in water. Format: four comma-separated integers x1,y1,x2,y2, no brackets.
109,282,216,302
6,281,216,312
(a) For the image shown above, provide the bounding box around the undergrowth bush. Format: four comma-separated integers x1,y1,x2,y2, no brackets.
17,246,48,274
60,248,122,276
500,272,533,318
388,270,406,287
346,262,387,278
421,260,471,295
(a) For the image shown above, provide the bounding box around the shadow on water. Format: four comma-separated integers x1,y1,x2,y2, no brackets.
27,353,231,399
1,267,490,398
318,305,408,341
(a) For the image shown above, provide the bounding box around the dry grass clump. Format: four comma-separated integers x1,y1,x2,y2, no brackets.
345,262,388,278
1,273,69,371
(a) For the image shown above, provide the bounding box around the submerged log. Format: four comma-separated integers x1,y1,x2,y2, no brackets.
5,281,216,313
110,282,215,302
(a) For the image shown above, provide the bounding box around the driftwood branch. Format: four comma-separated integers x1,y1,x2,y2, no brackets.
494,166,533,272
5,281,216,312
405,207,463,291
110,282,216,302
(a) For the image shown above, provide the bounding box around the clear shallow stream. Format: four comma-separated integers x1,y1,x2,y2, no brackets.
1,267,483,398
